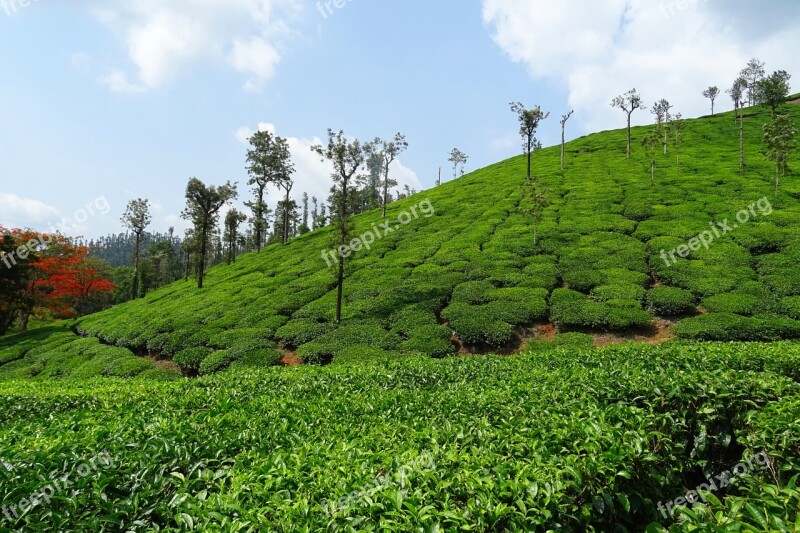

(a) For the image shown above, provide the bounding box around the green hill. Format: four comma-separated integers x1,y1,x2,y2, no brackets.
2,103,800,380
1,104,800,531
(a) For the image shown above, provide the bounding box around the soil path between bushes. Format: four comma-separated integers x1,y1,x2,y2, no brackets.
280,351,303,367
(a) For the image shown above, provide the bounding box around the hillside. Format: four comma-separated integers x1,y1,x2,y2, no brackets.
2,104,800,380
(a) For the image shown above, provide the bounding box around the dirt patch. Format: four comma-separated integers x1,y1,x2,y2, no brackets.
534,323,557,341
143,355,182,374
280,352,304,367
592,319,675,348
789,98,800,105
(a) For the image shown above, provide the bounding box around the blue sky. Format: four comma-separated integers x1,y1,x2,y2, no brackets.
1,0,798,238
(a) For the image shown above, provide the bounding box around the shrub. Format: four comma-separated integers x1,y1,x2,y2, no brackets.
390,306,439,337
441,303,515,347
646,287,696,316
702,293,761,316
199,350,237,375
234,348,283,368
451,281,495,305
520,263,559,291
275,320,336,348
209,329,274,350
331,345,404,365
551,289,651,330
782,297,800,320
173,347,213,374
590,284,646,303
401,326,455,358
674,313,800,341
562,270,605,292
136,368,182,381
105,358,153,378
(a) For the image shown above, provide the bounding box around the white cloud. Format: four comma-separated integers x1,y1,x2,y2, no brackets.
0,193,59,229
483,0,800,135
89,0,299,93
235,123,423,211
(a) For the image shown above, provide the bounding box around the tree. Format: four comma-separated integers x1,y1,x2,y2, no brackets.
763,114,798,197
299,192,310,234
642,128,661,184
670,113,687,170
520,177,550,249
448,148,468,180
246,131,293,251
611,88,643,159
368,133,408,218
741,58,766,106
702,86,720,115
728,77,748,169
510,102,549,178
311,196,320,230
181,178,237,289
650,99,674,155
224,209,248,265
120,198,151,300
756,70,792,116
311,130,366,323
560,110,574,170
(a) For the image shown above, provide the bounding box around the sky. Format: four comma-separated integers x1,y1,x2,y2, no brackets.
1,0,799,239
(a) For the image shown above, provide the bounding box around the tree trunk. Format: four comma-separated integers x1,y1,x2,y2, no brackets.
382,159,390,218
132,233,141,300
18,310,29,333
526,135,532,179
283,188,290,244
255,184,265,252
560,126,565,170
626,113,632,159
198,219,208,289
336,179,349,323
739,113,745,170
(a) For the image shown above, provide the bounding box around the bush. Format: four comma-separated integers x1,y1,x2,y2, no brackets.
105,357,153,378
390,306,439,337
401,325,455,358
702,293,761,316
234,348,283,368
782,297,800,320
520,263,559,291
674,313,800,341
173,347,214,374
136,368,182,381
590,284,646,303
550,289,651,330
441,303,515,347
199,350,237,375
451,281,496,305
646,287,696,316
331,345,404,366
563,270,605,292
275,320,336,348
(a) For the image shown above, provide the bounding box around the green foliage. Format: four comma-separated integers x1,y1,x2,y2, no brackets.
551,288,652,330
646,287,696,316
173,347,213,374
674,313,800,341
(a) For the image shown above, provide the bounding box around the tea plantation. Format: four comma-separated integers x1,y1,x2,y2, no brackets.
1,342,799,531
3,102,798,379
2,102,800,530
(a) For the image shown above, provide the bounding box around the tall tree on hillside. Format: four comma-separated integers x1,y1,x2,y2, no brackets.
311,130,366,323
611,88,643,159
299,192,310,234
756,70,792,116
448,148,468,180
311,196,319,230
642,128,661,184
702,86,720,115
368,133,408,217
181,178,237,289
560,110,574,170
510,102,550,178
741,58,766,106
654,99,674,155
246,131,293,251
520,177,550,249
670,113,687,170
120,198,151,300
728,77,749,169
224,208,247,265
763,114,798,197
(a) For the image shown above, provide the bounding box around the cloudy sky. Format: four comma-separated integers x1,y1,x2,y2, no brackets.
1,0,798,238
